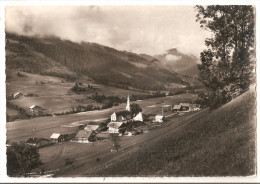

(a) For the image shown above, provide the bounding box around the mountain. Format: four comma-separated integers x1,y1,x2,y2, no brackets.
152,48,199,76
6,33,189,91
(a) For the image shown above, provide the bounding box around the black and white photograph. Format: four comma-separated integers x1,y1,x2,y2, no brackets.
0,0,258,182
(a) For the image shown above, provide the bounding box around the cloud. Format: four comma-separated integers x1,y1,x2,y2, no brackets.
165,54,182,62
5,6,211,57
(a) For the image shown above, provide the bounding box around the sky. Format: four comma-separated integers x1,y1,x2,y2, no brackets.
5,6,211,57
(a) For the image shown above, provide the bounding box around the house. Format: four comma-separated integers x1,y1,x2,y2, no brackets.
180,103,190,111
74,130,97,143
154,115,164,123
110,111,132,122
50,133,63,143
172,105,182,112
133,112,143,122
84,124,100,132
107,122,124,133
25,137,50,148
13,92,22,99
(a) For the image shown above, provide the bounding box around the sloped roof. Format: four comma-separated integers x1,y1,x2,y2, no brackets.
84,125,99,132
116,111,131,117
179,103,190,107
75,130,93,138
50,133,61,139
107,122,123,129
173,105,182,110
26,137,50,144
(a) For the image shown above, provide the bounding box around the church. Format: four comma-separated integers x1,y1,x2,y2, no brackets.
109,95,143,123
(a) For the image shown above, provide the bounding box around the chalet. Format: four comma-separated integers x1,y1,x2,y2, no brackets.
133,112,143,122
110,111,132,122
172,105,182,112
25,137,50,148
154,115,164,123
107,122,124,133
50,133,63,143
74,130,97,143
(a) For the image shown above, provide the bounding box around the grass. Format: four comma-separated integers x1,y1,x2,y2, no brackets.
93,87,256,176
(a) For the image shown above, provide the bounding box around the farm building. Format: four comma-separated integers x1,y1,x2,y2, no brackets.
107,122,124,133
133,112,143,122
25,137,50,148
50,133,63,143
13,92,22,99
84,124,100,132
154,115,164,123
173,105,182,112
74,130,97,143
180,103,190,112
110,111,132,122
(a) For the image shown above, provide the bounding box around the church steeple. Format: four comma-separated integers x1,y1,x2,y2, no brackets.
126,95,130,111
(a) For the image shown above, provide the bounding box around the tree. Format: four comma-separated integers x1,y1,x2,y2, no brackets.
130,103,142,118
110,133,121,152
195,5,255,108
7,142,43,176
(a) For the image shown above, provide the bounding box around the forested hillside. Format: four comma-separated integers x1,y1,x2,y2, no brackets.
6,33,189,91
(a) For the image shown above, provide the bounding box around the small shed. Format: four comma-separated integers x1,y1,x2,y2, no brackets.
50,133,63,143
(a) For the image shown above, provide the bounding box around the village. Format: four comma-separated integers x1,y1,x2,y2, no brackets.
21,95,201,149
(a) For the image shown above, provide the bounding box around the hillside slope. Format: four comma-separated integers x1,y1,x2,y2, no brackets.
6,33,189,91
94,87,256,176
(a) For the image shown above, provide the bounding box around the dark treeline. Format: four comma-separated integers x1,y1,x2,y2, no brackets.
6,33,189,91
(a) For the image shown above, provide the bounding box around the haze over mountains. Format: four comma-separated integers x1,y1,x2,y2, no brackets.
6,33,200,91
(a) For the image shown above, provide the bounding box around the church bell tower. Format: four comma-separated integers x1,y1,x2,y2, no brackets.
126,95,130,111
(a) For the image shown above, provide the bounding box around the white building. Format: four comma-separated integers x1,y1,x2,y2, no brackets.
154,115,164,123
133,112,143,122
111,112,117,122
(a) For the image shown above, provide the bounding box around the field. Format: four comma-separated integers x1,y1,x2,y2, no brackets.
6,71,147,117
